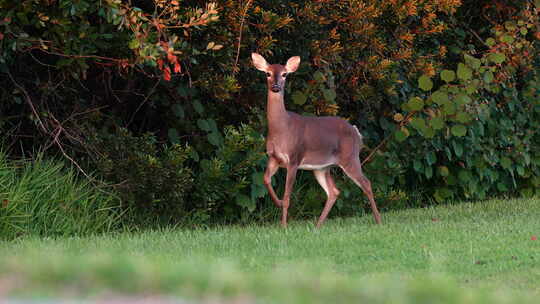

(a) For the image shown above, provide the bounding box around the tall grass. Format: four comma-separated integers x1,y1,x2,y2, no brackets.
0,151,120,239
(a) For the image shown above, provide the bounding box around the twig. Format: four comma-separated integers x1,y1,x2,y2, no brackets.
361,111,417,166
29,46,126,64
127,79,160,127
6,70,48,133
234,0,253,73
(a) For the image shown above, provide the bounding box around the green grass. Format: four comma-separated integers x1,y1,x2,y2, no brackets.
1,197,539,303
0,151,120,239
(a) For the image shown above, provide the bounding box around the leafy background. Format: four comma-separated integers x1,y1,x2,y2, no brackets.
0,0,539,228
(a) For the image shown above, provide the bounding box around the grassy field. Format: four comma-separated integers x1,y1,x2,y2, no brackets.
1,197,539,303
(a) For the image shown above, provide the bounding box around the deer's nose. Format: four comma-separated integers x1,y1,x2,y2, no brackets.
271,84,281,92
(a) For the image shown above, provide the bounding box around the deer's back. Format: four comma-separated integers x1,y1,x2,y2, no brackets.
288,112,362,169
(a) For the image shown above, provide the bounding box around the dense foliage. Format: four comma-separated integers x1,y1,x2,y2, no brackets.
1,0,539,226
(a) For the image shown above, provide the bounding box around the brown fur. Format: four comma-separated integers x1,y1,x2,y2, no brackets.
252,53,381,228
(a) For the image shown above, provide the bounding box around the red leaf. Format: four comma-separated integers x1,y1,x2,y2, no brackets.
174,62,181,73
532,236,538,241
167,52,176,63
2,199,8,208
0,32,4,40
163,66,171,81
157,58,164,70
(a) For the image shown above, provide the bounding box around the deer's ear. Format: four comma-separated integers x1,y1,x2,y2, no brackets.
285,56,301,73
252,53,269,72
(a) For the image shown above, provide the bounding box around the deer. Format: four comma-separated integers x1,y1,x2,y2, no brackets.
251,53,382,228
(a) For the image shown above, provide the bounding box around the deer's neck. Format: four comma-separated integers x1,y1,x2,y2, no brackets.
266,90,289,132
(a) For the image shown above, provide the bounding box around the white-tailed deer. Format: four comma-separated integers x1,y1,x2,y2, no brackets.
252,53,382,228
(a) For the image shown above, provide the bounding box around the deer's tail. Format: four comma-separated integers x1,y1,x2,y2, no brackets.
352,125,364,147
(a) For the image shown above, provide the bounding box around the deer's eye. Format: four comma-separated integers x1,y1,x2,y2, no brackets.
282,73,287,78
266,72,271,77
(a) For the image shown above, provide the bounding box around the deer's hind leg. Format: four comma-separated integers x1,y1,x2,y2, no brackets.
314,169,340,228
340,159,382,224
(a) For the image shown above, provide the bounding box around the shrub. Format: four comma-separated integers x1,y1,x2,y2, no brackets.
0,151,120,240
88,128,194,226
191,124,269,223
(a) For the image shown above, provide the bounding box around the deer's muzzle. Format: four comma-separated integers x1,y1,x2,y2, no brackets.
271,84,281,92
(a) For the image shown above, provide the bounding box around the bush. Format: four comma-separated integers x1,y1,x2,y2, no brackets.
88,128,194,226
191,124,271,223
0,151,120,239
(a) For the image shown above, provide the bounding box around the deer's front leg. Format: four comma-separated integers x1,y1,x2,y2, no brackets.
263,157,282,208
281,165,298,228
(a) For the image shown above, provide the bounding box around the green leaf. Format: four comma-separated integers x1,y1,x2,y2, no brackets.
292,91,307,105
128,39,140,49
193,100,204,114
197,119,211,131
488,53,505,64
208,119,218,133
425,166,433,179
483,71,494,83
500,157,512,169
207,132,222,147
177,86,189,97
440,70,455,83
432,91,449,105
430,117,445,130
458,170,472,182
168,128,180,144
313,71,325,82
455,112,472,123
323,89,336,102
464,54,481,70
418,75,433,91
413,160,423,172
438,166,449,177
442,102,456,116
426,151,436,165
434,187,452,202
452,141,463,157
172,104,185,118
451,124,467,137
394,128,409,142
457,63,472,81
466,84,477,94
422,127,435,138
455,93,472,106
504,21,516,31
486,38,496,46
516,165,525,176
500,35,514,44
410,117,427,132
408,97,424,111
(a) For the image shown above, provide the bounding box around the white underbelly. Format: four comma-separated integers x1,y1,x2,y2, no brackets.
298,155,336,170
298,163,334,170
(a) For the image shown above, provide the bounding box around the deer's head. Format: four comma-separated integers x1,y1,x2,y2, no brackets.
252,53,300,93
